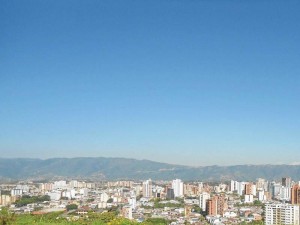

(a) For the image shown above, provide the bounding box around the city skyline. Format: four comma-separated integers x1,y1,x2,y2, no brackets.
1,0,300,166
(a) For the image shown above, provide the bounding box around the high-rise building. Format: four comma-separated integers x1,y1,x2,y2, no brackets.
198,182,203,194
291,184,300,205
142,179,152,198
282,177,292,187
10,189,23,196
230,180,236,192
256,178,265,190
245,183,256,195
265,203,300,225
206,196,218,216
40,183,53,192
53,180,67,189
237,182,247,195
280,186,291,201
244,194,254,203
128,196,136,209
217,194,227,216
256,178,269,192
166,188,175,200
206,194,227,216
0,194,17,206
172,179,184,197
100,192,109,202
184,183,198,196
258,190,266,201
230,180,240,193
271,183,282,199
199,192,210,211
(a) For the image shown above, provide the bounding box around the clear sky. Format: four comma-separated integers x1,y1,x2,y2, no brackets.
1,0,300,166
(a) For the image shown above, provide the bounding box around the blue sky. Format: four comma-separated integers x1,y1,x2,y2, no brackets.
1,0,300,166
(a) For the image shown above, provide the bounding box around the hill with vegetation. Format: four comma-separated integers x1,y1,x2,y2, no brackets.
0,157,300,181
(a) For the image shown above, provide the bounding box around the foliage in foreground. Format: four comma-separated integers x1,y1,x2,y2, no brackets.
12,211,171,225
1,208,264,225
0,208,16,225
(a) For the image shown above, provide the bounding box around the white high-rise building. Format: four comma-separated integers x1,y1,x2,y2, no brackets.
11,189,23,196
15,185,29,193
100,192,109,202
69,180,79,188
237,182,247,196
172,179,184,197
80,188,88,197
230,180,236,192
54,180,67,189
199,192,210,211
198,182,203,193
271,183,282,199
256,178,267,191
265,203,300,225
142,179,152,198
280,186,291,201
231,181,252,195
251,185,257,196
128,196,136,209
258,190,266,202
244,194,254,203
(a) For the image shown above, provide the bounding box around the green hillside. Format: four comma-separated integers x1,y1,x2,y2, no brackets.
0,157,300,181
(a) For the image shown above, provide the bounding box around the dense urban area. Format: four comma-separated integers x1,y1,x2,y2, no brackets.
1,177,300,225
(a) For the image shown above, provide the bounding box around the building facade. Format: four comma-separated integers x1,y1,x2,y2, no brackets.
199,192,210,211
265,203,300,225
142,179,152,198
291,184,300,205
172,179,184,197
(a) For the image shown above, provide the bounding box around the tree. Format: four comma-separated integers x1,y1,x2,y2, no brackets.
0,207,16,225
66,204,78,211
101,212,116,222
108,218,136,225
15,195,50,207
192,204,202,213
253,200,263,206
142,218,170,225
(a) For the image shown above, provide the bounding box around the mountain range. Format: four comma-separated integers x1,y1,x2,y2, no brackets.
0,157,300,181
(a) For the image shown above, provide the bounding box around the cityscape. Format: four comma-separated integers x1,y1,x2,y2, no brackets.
1,0,300,225
1,175,300,224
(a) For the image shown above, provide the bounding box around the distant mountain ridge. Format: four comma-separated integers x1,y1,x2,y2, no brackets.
0,157,300,181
